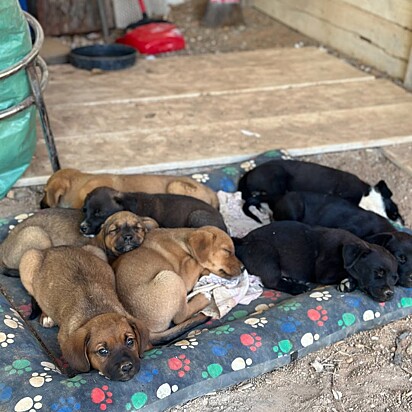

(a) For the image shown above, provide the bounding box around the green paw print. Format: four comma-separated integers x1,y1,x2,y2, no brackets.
227,310,249,321
338,313,356,329
143,348,163,359
126,392,148,410
202,363,223,379
398,297,412,308
264,150,282,158
273,340,293,358
221,167,239,176
4,359,32,375
278,302,301,312
61,375,87,387
210,325,234,335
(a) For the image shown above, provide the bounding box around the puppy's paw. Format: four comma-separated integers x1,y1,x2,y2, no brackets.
338,278,356,293
40,314,55,328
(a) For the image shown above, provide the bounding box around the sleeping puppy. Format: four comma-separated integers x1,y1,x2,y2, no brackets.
80,187,227,236
19,245,150,381
238,158,403,224
40,168,219,209
112,226,243,338
233,221,398,302
272,191,412,287
0,209,158,276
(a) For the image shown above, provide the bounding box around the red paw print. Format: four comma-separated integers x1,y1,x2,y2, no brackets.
307,305,328,326
168,354,191,377
262,290,282,301
240,332,262,352
91,385,113,411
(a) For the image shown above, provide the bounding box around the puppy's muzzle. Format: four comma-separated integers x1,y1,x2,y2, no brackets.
106,352,139,381
115,234,142,253
80,221,95,237
39,197,49,209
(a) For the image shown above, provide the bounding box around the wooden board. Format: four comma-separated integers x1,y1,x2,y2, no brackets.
254,0,412,80
382,144,412,177
19,47,412,184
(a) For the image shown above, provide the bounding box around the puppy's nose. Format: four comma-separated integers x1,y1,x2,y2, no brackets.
124,234,133,242
120,361,133,373
79,222,89,233
383,288,394,300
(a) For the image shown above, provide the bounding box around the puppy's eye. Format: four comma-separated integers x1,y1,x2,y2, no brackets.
126,337,135,347
398,254,407,265
224,249,232,256
109,228,118,234
97,347,109,357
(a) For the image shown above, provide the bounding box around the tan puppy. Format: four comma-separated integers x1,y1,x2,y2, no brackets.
40,168,219,209
0,209,158,276
19,246,150,381
113,226,243,336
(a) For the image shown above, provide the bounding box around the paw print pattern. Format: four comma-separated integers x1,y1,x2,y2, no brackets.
187,328,208,338
202,363,223,379
143,348,163,359
0,383,12,403
51,397,81,411
18,304,32,318
210,325,234,335
240,332,262,352
156,383,178,399
167,354,191,378
262,290,283,301
61,375,86,388
91,385,113,411
136,367,159,384
4,314,24,329
0,332,15,348
231,357,253,371
310,291,332,301
14,395,42,411
338,313,356,329
15,213,32,223
280,317,301,333
126,392,148,410
240,160,256,172
227,310,249,321
5,359,32,375
174,337,198,349
277,301,302,312
40,361,61,374
244,317,268,328
398,297,412,308
307,305,328,326
208,340,233,356
191,173,209,183
254,303,275,314
363,310,381,322
273,340,293,357
301,332,320,348
29,372,52,388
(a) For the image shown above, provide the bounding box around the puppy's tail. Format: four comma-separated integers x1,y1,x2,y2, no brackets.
242,197,263,223
150,313,209,346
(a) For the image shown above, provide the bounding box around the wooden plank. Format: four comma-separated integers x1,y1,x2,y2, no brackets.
340,0,412,29
44,80,412,139
382,144,412,177
44,47,372,106
254,0,408,79
405,46,412,88
27,102,412,177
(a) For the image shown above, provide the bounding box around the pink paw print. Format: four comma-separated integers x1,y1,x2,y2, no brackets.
91,385,113,411
307,305,328,326
240,332,262,352
262,290,282,301
168,354,191,377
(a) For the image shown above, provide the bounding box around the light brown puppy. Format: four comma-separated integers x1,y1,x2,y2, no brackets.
113,226,243,336
19,245,150,381
40,168,219,209
0,209,158,276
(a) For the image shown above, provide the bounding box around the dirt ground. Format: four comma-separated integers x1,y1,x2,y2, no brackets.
1,1,412,411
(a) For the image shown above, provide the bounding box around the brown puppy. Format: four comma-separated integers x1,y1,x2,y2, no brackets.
113,226,243,335
19,245,150,381
41,168,219,209
0,209,158,276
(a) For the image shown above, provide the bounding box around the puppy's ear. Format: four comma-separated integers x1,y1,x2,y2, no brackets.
188,229,215,264
113,192,124,206
46,178,71,207
342,244,370,271
128,318,150,357
59,327,90,373
141,217,159,232
364,232,395,247
374,180,393,199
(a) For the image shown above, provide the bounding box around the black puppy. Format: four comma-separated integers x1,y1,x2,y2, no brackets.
238,158,403,224
272,191,412,287
80,186,227,236
233,221,398,302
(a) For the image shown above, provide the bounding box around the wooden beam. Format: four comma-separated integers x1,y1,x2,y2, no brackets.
405,45,412,89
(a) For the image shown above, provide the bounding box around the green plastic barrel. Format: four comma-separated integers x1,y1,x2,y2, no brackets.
0,0,37,198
